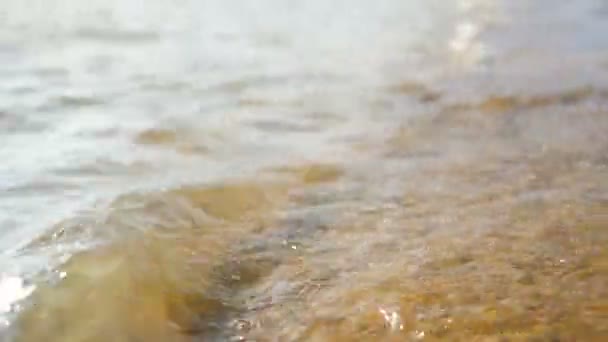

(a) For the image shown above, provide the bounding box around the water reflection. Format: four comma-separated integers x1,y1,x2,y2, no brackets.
449,0,490,68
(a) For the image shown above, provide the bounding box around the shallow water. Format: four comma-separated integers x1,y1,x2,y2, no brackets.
1,0,607,341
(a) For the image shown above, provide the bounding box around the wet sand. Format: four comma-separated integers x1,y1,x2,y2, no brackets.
1,0,607,341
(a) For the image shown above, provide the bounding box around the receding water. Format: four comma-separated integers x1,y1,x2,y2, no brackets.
1,0,607,341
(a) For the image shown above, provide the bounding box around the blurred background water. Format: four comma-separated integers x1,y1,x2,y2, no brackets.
1,0,607,340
